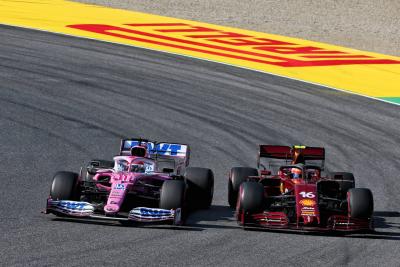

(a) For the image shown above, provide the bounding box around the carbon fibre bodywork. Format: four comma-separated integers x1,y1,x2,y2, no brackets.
232,145,374,233
45,139,192,225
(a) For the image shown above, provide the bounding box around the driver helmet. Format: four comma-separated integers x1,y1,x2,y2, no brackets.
131,161,145,173
292,149,305,164
291,168,302,179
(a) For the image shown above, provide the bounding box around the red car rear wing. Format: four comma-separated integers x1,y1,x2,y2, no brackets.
258,145,325,167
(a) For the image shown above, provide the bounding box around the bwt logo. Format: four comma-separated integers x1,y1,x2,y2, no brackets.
125,141,186,156
140,208,171,216
114,183,125,190
58,201,87,210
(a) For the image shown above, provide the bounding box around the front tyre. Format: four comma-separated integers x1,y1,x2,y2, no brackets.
50,171,80,200
159,180,185,210
348,188,374,218
239,182,264,213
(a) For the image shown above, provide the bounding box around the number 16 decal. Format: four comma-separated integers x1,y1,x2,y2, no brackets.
299,191,315,198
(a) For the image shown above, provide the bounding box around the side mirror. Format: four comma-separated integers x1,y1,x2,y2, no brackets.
162,168,174,174
260,170,271,176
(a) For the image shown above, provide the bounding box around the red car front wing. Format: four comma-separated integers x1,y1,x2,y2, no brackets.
237,210,373,233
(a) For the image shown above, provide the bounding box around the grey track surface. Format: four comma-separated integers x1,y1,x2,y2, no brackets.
1,25,400,266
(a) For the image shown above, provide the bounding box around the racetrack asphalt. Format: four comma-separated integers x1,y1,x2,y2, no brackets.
1,25,400,266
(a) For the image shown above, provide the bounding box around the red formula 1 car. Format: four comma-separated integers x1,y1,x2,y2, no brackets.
228,145,374,233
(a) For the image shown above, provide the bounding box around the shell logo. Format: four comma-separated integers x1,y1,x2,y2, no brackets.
299,199,316,206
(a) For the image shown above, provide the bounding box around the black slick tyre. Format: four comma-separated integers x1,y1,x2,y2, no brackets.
239,182,264,213
228,167,258,208
329,172,355,195
50,171,80,200
348,188,374,218
159,180,185,210
185,167,214,209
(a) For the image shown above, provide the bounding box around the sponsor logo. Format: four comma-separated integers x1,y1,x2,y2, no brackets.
58,201,87,210
299,199,316,206
260,218,285,223
139,208,171,216
144,162,154,173
49,200,94,212
123,141,187,156
47,200,94,216
114,183,125,190
299,191,315,198
129,207,174,219
68,23,400,67
300,206,316,216
301,211,316,216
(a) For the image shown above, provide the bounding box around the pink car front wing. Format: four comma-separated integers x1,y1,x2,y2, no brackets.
46,199,182,225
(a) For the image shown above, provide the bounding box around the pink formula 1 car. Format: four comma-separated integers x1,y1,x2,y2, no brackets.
228,145,374,233
45,138,214,225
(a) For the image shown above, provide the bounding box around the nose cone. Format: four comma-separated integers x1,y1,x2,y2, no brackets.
104,204,119,214
303,215,317,225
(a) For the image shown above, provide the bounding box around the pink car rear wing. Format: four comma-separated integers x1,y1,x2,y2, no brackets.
119,138,190,166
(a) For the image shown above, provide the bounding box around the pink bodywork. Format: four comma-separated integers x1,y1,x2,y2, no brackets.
93,155,166,215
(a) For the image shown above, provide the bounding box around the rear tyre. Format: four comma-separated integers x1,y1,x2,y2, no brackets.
328,172,355,181
239,182,264,213
159,180,185,210
50,171,80,200
348,188,374,218
228,167,258,208
185,167,214,209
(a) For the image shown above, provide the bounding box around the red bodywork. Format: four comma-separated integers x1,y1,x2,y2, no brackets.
237,145,373,232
